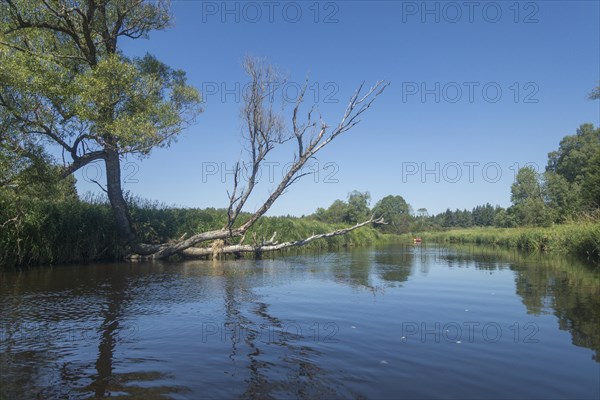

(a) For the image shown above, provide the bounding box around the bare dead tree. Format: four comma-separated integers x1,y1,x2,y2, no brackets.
225,57,287,233
128,57,388,260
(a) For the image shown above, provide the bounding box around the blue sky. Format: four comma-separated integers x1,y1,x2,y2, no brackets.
74,0,600,216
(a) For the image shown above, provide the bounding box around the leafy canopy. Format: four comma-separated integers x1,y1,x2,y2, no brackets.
0,0,201,167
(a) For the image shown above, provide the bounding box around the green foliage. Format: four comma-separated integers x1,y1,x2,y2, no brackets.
0,1,202,244
312,190,372,225
512,198,553,227
313,199,348,224
541,124,599,221
510,166,552,226
0,43,201,157
345,190,371,224
543,172,581,222
399,123,600,258
126,196,229,244
1,110,54,185
511,166,543,205
472,203,496,226
415,221,600,261
0,138,76,199
372,195,411,233
70,53,201,154
439,208,474,228
0,191,119,267
493,208,517,228
546,124,600,184
580,148,600,209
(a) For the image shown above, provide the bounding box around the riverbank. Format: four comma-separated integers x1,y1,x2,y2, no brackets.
0,195,394,268
412,222,600,262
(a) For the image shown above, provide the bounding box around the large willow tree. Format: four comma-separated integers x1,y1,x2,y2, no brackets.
0,0,201,245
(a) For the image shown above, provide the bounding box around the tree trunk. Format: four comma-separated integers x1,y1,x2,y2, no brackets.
179,217,383,258
105,149,136,245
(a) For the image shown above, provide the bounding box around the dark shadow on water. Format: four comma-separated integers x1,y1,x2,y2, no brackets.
0,264,193,398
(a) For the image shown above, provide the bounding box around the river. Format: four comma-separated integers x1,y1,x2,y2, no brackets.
1,245,598,399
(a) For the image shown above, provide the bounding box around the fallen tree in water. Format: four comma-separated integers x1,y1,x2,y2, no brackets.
127,58,388,260
128,217,384,261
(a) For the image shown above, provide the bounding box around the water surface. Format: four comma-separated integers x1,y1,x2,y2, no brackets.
1,245,599,399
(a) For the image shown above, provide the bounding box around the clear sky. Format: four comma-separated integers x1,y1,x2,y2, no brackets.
74,0,600,216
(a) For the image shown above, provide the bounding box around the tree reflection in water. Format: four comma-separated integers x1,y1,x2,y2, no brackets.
437,244,600,362
217,259,347,399
85,265,187,398
0,264,187,398
512,254,600,362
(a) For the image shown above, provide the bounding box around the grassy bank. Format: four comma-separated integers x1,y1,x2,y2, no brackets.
413,222,600,261
0,195,394,268
0,195,119,267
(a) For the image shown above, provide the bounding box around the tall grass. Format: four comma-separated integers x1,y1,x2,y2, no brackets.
0,193,119,267
414,221,600,261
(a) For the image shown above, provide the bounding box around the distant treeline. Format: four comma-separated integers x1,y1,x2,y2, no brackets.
313,124,600,232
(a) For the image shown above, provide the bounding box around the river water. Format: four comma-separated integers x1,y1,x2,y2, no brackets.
1,245,598,399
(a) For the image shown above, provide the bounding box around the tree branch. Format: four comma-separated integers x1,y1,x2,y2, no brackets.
180,217,385,258
134,64,388,260
60,150,106,178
